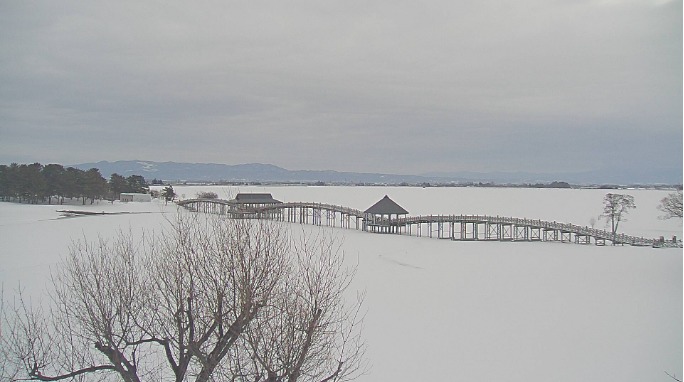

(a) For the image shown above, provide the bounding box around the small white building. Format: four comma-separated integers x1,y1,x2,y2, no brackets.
120,193,151,202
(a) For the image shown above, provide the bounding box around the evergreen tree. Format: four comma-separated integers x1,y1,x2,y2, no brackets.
0,162,151,205
63,167,85,202
83,168,107,204
161,185,176,205
1,163,23,201
21,163,46,204
6,163,20,200
42,164,66,205
126,175,148,194
108,173,128,201
0,165,8,201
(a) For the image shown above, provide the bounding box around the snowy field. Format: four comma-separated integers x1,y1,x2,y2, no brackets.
1,185,682,381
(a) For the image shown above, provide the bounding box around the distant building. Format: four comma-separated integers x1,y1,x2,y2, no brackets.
230,193,282,208
363,195,408,233
120,193,151,202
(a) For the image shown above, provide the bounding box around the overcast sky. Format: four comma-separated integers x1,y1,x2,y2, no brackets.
0,0,681,179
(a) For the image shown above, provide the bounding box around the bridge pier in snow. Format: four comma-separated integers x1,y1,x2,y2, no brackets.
175,198,658,248
575,234,591,245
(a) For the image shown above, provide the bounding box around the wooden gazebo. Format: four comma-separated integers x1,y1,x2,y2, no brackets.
230,193,282,208
228,193,282,218
363,195,408,234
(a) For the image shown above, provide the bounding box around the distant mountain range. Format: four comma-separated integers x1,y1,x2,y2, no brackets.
72,161,435,184
71,160,681,185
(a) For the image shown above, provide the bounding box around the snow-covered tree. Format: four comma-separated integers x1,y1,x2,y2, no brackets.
658,191,683,219
600,193,636,245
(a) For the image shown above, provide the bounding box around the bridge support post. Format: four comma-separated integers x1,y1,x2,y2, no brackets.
575,235,590,245
561,231,572,243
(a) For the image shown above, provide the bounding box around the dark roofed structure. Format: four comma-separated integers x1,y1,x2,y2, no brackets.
231,193,282,206
363,195,408,234
364,195,409,215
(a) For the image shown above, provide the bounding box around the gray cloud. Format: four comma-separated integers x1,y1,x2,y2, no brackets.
0,0,680,181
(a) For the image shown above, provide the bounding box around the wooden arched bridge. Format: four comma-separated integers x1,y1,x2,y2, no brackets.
177,198,659,247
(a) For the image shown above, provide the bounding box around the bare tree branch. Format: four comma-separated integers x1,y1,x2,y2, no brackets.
28,362,116,381
600,193,636,245
5,211,367,382
658,191,683,220
241,228,369,382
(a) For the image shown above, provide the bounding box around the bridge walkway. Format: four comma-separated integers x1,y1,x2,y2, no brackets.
177,198,656,247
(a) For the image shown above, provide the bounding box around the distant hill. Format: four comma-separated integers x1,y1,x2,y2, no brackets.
71,160,434,184
71,160,682,186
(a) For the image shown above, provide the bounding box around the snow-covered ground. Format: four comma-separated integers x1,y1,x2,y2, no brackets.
1,186,681,381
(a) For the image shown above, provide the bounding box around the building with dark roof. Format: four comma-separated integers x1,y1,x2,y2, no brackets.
363,195,408,233
230,193,282,208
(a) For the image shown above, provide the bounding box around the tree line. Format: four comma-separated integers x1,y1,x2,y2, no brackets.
0,163,149,205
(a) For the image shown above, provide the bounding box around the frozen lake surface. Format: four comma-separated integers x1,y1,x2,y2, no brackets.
1,186,681,381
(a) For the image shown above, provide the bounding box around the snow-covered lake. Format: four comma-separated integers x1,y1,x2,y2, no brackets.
1,186,681,381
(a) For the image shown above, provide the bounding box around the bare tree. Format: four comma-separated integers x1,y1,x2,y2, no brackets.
600,193,636,245
2,212,367,382
3,232,154,382
237,230,368,382
658,191,683,220
147,213,291,382
0,286,20,382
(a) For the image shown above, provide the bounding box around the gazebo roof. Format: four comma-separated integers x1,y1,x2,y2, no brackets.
232,193,282,204
364,195,408,215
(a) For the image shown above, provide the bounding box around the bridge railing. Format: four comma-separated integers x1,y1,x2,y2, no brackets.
177,199,657,246
255,202,365,218
177,199,365,217
397,214,654,246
